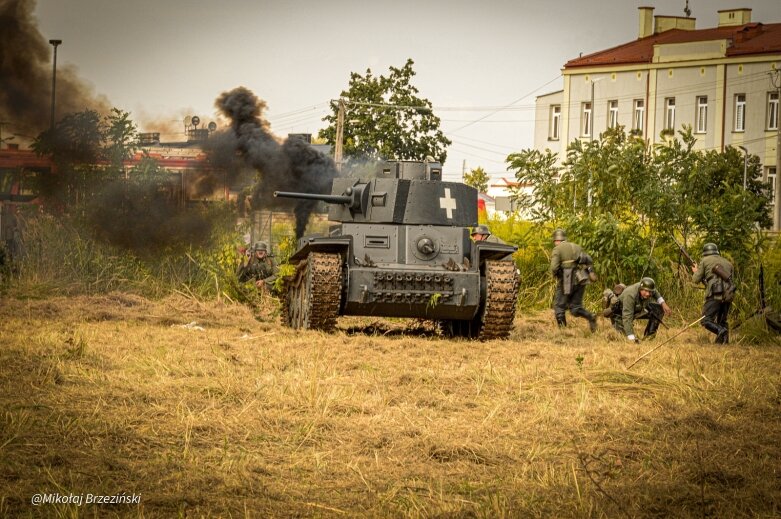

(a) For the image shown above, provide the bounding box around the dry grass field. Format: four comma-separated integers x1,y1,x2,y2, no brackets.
1,293,780,518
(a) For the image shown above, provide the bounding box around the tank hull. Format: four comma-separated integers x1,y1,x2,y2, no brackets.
342,267,481,319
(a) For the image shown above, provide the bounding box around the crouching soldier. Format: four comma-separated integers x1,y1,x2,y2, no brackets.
614,277,672,343
237,241,277,292
602,283,626,321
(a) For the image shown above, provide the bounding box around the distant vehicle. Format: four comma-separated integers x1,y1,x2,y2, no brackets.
275,159,519,339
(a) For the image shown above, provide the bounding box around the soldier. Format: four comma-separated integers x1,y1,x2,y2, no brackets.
470,225,490,241
692,243,734,344
602,283,626,320
550,228,597,331
470,224,503,243
615,277,672,343
237,241,276,291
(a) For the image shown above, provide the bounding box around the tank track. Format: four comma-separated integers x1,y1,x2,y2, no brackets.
477,260,520,340
281,252,342,332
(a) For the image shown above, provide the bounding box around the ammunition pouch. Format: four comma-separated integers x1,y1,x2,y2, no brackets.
711,279,724,295
709,277,736,303
574,267,590,285
712,264,735,302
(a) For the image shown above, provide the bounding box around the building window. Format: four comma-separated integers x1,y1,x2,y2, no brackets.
768,167,777,208
633,99,644,132
549,105,561,140
734,94,746,132
582,102,592,137
768,92,779,131
664,98,676,130
607,100,618,129
695,96,708,133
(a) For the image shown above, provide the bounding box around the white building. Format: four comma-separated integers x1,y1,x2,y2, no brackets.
535,7,781,227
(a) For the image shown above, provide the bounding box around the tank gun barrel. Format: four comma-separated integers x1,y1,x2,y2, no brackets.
274,191,352,205
275,183,370,215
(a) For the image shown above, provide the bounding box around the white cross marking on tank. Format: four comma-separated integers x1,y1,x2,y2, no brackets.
439,188,457,219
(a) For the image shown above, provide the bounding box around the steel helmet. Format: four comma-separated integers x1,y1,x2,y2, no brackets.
471,225,491,236
702,243,719,256
253,241,268,252
552,228,567,242
639,277,656,291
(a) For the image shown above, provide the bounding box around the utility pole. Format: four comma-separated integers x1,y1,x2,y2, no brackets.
771,70,781,231
49,39,62,130
587,77,603,210
334,99,345,172
738,145,748,190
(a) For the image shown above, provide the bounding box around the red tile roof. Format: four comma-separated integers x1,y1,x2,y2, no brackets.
565,22,781,68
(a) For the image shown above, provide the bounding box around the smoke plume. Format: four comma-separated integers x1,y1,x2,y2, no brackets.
0,0,110,135
214,87,338,238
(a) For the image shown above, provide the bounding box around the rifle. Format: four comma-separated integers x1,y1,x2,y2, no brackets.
627,315,706,369
733,263,769,331
669,233,695,266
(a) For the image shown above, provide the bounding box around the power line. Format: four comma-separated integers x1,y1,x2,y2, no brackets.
448,74,563,135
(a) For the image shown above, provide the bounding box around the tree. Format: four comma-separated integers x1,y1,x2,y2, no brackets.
463,166,490,193
506,126,772,281
32,108,138,205
104,108,139,175
319,59,451,163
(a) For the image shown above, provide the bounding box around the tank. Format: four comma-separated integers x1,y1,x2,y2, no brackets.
274,159,519,340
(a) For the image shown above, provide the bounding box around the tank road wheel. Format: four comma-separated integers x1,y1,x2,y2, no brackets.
282,252,343,332
440,260,519,340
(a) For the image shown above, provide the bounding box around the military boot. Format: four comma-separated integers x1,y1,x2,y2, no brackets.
555,315,567,328
587,315,597,333
716,328,729,344
643,318,661,340
703,321,721,339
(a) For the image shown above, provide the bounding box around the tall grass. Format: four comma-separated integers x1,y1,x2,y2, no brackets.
7,210,245,301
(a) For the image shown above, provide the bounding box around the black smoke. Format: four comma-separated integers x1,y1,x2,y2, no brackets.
0,0,244,255
85,180,219,254
0,0,110,135
214,87,338,238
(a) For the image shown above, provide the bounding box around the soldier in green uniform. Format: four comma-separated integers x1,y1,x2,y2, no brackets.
237,241,276,291
470,224,504,244
614,277,672,343
550,228,597,331
692,243,734,344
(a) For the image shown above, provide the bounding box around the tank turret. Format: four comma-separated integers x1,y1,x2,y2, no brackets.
278,159,519,340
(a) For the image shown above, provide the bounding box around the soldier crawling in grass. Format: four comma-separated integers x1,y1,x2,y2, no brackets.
610,277,672,343
550,228,597,332
692,243,735,344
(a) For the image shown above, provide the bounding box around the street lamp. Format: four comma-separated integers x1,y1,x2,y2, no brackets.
738,145,748,190
49,39,62,129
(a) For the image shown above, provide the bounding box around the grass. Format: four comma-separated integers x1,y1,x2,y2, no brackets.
1,294,780,517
